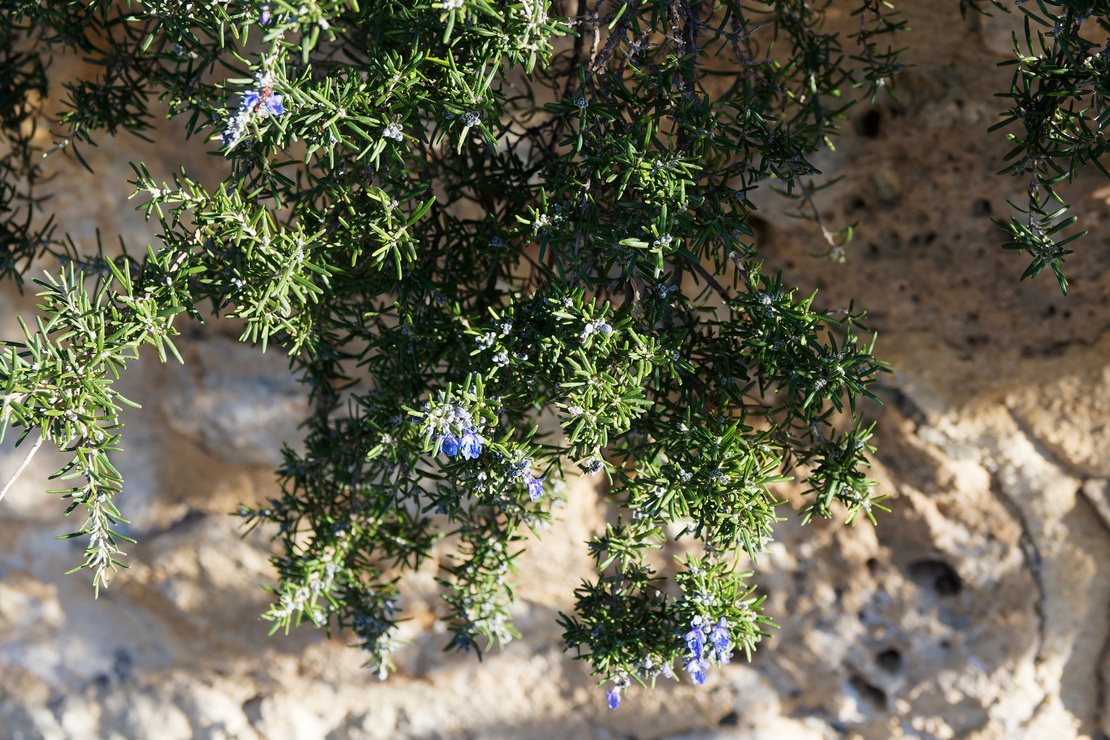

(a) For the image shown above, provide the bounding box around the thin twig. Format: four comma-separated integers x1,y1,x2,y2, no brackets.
789,161,843,260
686,258,731,302
0,432,44,505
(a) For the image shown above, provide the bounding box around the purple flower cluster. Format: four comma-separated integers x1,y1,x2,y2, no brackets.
504,451,544,501
221,73,285,148
242,88,285,117
440,428,483,460
683,616,731,685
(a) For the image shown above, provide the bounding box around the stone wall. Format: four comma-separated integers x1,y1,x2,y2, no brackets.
3,3,1110,739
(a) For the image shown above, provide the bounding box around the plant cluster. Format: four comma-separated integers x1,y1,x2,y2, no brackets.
0,0,1101,708
985,0,1110,294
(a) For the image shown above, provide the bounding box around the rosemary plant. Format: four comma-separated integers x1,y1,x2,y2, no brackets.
3,0,1100,707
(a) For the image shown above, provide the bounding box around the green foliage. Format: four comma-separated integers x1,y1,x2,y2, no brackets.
0,0,1096,705
985,0,1110,294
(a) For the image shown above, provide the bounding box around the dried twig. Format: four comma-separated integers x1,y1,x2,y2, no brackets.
0,432,44,505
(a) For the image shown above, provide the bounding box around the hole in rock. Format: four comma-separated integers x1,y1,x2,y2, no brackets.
243,695,265,727
719,711,740,726
856,109,882,138
848,676,887,712
745,214,771,243
113,648,133,682
971,198,991,217
907,559,962,596
876,648,903,673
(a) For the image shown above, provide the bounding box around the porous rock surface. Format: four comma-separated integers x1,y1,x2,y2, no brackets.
3,3,1110,739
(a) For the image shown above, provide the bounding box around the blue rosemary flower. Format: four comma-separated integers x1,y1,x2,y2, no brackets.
441,432,462,457
527,476,545,501
242,88,285,117
222,80,285,147
683,620,706,658
606,689,621,709
684,656,709,685
709,617,731,664
458,429,483,460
